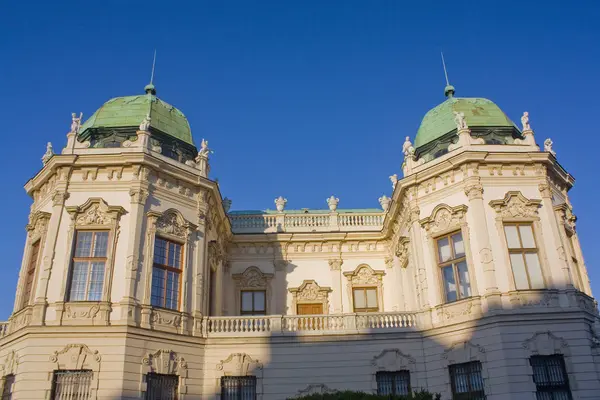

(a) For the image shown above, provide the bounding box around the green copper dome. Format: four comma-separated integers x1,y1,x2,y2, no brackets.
414,94,517,149
79,87,193,145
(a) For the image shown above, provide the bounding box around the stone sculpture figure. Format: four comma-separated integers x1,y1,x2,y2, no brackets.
71,112,83,133
521,111,531,131
139,114,151,131
544,138,556,156
453,111,468,130
42,142,54,165
402,136,414,157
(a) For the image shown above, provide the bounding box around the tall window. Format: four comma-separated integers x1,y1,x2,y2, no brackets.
376,370,411,396
353,287,379,312
221,376,256,400
145,373,178,400
241,291,266,315
68,231,108,301
21,240,40,309
437,231,471,302
565,231,584,290
1,375,14,400
151,238,183,310
504,223,544,290
530,355,572,400
50,370,93,400
449,361,485,400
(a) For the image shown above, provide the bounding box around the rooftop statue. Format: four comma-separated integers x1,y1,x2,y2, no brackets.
139,114,151,132
544,138,556,156
42,142,54,165
70,112,83,133
521,111,531,131
453,111,468,130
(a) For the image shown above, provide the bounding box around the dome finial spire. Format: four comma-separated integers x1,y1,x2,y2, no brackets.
441,52,455,98
144,50,157,95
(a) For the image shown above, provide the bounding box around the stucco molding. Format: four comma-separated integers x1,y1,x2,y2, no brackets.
419,204,468,235
47,344,101,400
140,349,188,398
344,264,385,311
289,280,332,315
522,331,569,356
489,191,542,220
0,350,19,378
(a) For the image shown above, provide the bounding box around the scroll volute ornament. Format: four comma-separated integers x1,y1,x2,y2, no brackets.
26,211,51,240
142,349,187,375
395,237,410,268
233,266,272,288
217,353,262,376
489,191,541,219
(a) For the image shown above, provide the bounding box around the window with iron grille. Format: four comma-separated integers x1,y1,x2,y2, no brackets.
449,361,485,400
1,374,14,400
376,370,411,396
50,370,93,400
530,355,572,400
221,376,257,400
145,373,178,400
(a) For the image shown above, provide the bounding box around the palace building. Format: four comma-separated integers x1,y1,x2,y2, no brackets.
0,80,599,400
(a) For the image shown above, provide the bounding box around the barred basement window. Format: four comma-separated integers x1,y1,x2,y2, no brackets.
1,374,14,400
530,355,572,400
145,373,178,400
50,370,93,400
376,370,411,396
449,361,485,400
221,376,257,400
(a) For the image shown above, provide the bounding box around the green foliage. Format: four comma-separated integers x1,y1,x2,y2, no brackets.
290,389,442,400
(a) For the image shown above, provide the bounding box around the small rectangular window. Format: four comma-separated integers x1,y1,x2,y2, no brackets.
437,231,471,303
51,370,93,400
1,374,14,400
21,240,41,309
504,223,544,290
151,237,183,310
221,376,256,400
353,287,379,312
68,231,108,301
449,361,485,400
240,291,266,315
145,373,178,400
530,355,572,400
376,370,411,396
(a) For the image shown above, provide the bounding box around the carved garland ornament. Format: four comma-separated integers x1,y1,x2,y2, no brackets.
420,204,468,235
489,191,542,219
66,198,125,227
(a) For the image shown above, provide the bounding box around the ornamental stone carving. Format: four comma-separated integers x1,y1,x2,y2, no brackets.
297,384,335,396
129,188,149,205
395,237,410,267
64,304,100,319
328,259,343,271
0,351,19,377
379,195,391,211
49,344,101,369
344,264,385,286
326,196,339,211
289,280,332,314
232,266,273,289
489,192,542,219
275,196,287,212
522,331,569,355
26,211,50,240
371,349,416,371
67,198,125,227
420,204,468,234
156,211,186,238
464,183,484,200
216,353,262,376
142,349,187,375
442,340,485,363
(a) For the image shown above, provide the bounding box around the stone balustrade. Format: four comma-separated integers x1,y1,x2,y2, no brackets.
229,210,385,234
202,311,418,337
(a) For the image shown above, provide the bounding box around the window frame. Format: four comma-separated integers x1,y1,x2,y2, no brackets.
352,287,379,313
220,375,257,400
240,290,267,315
435,230,471,303
21,240,41,309
67,230,110,302
503,222,546,290
529,355,572,399
1,374,14,400
449,361,486,400
145,372,179,400
375,370,411,396
50,369,93,400
150,236,184,311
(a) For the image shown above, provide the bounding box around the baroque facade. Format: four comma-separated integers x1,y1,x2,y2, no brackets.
0,81,599,399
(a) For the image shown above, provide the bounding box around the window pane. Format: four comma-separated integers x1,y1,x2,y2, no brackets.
437,237,452,262
87,262,105,301
146,373,178,400
241,291,253,312
366,289,378,308
504,225,521,249
442,266,457,302
69,261,89,301
518,225,536,248
75,232,93,257
452,232,465,257
221,376,257,400
525,253,544,289
92,232,109,257
2,374,14,400
354,289,366,309
253,291,265,311
172,243,182,268
510,253,529,290
154,238,167,265
151,267,166,307
456,261,471,298
165,271,180,310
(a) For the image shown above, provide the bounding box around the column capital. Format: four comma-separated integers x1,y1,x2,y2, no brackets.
464,182,484,200
273,260,288,272
51,190,69,207
538,182,553,199
129,187,149,205
328,259,343,271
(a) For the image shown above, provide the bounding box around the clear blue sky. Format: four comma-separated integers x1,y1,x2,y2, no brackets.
0,1,598,319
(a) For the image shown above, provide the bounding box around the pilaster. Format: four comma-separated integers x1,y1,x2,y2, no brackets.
273,260,288,314
328,259,343,313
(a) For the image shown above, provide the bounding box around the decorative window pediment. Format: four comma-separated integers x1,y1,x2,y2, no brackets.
420,204,468,235
442,340,486,364
49,344,101,370
522,331,569,356
150,209,194,240
344,264,385,286
26,211,51,241
233,266,273,289
289,280,332,314
372,349,416,371
142,349,187,376
489,191,542,220
0,351,19,377
216,353,262,377
66,198,125,228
